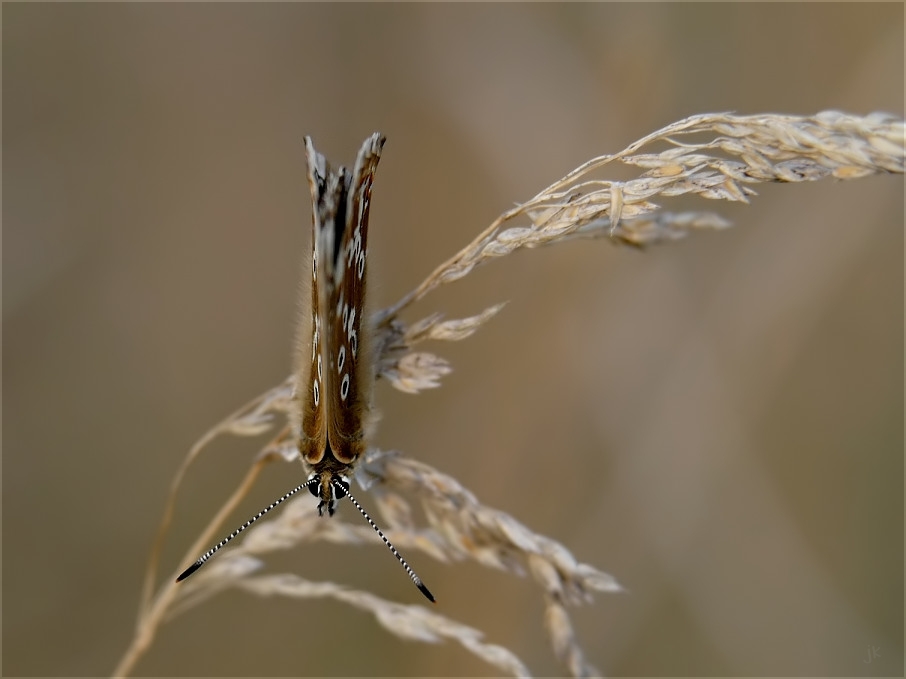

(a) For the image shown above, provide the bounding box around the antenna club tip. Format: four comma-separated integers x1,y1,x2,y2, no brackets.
418,583,436,604
176,561,202,582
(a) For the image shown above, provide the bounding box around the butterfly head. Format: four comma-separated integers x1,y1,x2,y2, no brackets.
307,470,350,517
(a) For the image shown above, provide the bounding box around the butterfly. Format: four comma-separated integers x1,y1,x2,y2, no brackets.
177,134,434,603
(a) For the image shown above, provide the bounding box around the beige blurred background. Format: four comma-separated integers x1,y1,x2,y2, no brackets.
3,4,903,677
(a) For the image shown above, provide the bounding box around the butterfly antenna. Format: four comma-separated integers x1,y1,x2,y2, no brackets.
334,479,436,603
176,477,319,582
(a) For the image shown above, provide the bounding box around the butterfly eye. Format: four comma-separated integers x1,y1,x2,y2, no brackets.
307,477,320,498
333,478,350,499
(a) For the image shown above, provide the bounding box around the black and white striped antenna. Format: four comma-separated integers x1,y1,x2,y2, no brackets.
330,477,435,603
175,477,318,582
175,476,436,603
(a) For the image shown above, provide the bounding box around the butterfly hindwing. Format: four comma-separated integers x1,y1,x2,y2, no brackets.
326,134,384,464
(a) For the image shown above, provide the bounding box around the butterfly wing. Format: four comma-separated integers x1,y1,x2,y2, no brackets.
325,134,384,464
296,136,335,465
297,134,384,467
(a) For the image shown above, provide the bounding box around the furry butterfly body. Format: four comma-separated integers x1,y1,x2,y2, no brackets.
294,133,382,514
177,134,434,602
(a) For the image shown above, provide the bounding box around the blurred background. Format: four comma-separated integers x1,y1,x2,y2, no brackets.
3,4,903,677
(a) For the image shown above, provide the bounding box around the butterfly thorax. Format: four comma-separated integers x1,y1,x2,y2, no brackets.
304,453,353,516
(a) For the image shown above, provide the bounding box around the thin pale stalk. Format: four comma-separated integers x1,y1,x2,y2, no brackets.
138,389,276,619
116,457,268,678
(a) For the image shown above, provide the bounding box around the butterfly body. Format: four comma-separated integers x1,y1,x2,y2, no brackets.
177,134,434,602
